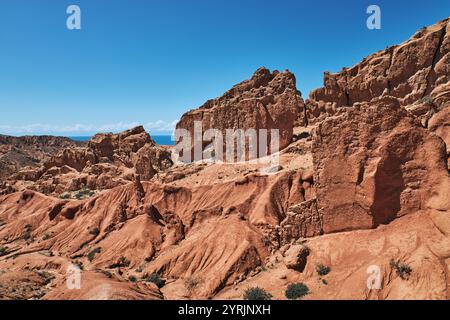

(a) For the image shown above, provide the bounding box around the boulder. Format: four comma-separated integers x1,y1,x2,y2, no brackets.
283,244,310,272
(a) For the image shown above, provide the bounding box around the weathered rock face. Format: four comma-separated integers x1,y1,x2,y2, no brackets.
306,18,450,134
5,126,173,196
176,67,304,160
312,96,449,234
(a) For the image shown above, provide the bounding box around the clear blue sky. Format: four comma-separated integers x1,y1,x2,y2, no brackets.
0,0,449,136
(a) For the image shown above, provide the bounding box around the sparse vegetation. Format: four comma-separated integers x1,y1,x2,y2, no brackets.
316,263,331,276
89,227,100,237
0,246,8,257
145,272,166,288
285,283,310,300
75,187,95,200
43,233,51,240
37,271,55,285
416,96,433,105
87,247,101,262
390,259,412,280
109,256,130,269
128,275,137,282
184,276,200,292
243,287,272,300
23,224,33,240
59,193,71,200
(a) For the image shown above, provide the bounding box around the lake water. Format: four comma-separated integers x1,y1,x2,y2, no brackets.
69,135,175,146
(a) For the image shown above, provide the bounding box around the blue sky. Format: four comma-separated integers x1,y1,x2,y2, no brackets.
0,0,449,136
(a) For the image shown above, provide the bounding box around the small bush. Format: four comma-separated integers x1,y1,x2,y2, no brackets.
0,246,8,257
75,188,95,200
285,283,310,300
89,227,100,236
145,272,166,288
416,96,433,105
87,247,101,262
23,224,32,241
316,263,331,276
184,276,200,292
37,271,55,285
128,275,137,283
59,193,70,200
390,259,412,280
243,287,272,300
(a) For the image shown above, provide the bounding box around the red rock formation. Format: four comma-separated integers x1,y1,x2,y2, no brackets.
0,19,449,301
176,67,305,160
4,126,173,196
0,135,81,180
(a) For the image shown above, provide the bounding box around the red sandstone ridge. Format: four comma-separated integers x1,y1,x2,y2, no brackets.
0,19,449,300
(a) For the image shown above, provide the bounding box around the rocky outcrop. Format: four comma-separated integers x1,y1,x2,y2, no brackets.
176,67,304,160
0,135,81,180
5,127,173,196
305,18,450,170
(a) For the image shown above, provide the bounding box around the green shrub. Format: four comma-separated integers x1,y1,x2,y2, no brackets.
87,247,101,262
145,272,166,288
128,275,137,283
23,224,32,240
416,96,433,105
0,246,8,257
390,259,412,280
59,193,71,200
89,227,100,236
37,271,55,285
184,276,200,292
243,287,272,300
75,188,95,200
285,283,310,300
316,263,331,276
